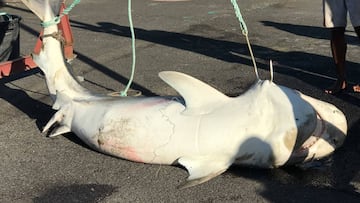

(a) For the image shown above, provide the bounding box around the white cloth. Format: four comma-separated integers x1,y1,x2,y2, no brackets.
323,0,360,27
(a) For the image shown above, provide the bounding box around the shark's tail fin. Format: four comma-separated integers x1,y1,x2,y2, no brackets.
21,0,62,22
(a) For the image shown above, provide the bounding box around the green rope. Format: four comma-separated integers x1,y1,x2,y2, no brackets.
41,0,81,27
120,0,136,97
230,0,248,35
230,0,259,80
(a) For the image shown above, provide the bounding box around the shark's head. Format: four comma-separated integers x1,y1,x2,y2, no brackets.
284,89,347,165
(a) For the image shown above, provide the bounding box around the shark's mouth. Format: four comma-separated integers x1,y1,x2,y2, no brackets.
300,113,326,151
287,112,328,164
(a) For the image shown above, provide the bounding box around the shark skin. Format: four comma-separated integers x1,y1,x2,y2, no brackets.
22,0,347,188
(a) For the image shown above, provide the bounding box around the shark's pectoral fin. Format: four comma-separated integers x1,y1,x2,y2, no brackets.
42,104,73,137
52,90,71,110
177,155,233,189
42,110,64,133
159,71,229,115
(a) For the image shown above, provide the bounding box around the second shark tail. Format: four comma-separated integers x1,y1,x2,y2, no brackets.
21,0,62,22
22,0,93,106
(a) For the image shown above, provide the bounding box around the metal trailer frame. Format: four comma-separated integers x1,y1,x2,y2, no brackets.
0,3,75,79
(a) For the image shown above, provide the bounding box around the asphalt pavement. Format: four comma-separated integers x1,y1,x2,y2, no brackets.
1,0,360,202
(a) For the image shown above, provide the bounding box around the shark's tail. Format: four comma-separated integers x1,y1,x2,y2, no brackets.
21,0,62,22
22,0,92,104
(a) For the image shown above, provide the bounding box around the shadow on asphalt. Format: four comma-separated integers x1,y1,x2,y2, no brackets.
4,3,360,91
332,118,360,189
69,19,360,92
0,71,54,129
32,184,117,203
261,20,360,46
73,51,157,96
228,165,360,202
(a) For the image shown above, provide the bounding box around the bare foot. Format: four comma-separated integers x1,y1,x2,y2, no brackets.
325,80,346,94
353,84,360,93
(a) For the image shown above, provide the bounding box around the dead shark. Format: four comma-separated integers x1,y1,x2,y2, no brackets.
22,0,347,188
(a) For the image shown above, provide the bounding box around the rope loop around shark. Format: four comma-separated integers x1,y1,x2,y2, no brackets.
22,0,347,188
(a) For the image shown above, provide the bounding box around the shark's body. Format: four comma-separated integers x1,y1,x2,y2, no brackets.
22,0,347,188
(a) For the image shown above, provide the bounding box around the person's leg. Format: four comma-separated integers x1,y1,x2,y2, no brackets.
353,26,360,92
347,0,360,92
325,27,347,94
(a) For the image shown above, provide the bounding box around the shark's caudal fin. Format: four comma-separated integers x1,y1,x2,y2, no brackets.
177,155,232,189
21,0,62,21
159,71,229,115
23,0,92,101
22,0,64,80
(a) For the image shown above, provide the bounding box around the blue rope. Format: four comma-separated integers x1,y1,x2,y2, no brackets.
120,0,136,97
230,0,248,35
40,0,136,97
41,0,81,27
230,0,259,79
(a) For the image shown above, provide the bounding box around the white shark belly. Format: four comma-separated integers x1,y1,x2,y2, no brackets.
68,96,280,166
68,97,197,164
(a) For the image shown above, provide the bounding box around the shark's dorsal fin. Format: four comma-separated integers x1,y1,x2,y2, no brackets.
159,71,229,115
